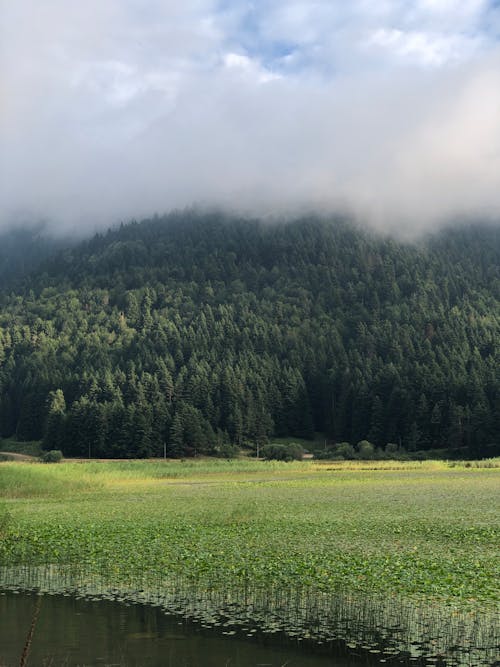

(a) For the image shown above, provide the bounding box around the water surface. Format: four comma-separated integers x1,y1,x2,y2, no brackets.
0,591,368,667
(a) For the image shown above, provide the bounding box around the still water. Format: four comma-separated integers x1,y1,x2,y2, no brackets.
0,591,368,667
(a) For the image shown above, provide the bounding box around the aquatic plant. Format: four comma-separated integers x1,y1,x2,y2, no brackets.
0,460,498,665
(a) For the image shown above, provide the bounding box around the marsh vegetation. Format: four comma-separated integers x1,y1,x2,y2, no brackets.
0,459,498,665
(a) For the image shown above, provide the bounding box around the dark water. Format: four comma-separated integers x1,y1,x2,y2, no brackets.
0,591,368,667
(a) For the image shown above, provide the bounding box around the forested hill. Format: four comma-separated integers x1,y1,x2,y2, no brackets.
0,212,498,458
0,226,68,288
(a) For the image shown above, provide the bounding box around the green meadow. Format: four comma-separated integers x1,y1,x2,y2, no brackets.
1,459,499,663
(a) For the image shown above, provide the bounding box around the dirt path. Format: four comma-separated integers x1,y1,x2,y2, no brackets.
0,451,36,461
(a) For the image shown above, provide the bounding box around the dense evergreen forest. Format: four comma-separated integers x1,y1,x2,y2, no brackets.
0,225,69,288
0,212,498,458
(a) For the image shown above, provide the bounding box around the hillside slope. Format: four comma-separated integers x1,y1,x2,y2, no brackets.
0,226,69,289
0,212,498,457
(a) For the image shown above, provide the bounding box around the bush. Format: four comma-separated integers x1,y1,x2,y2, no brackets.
261,443,304,461
334,442,356,459
218,443,240,459
356,440,375,459
40,450,63,463
315,447,337,460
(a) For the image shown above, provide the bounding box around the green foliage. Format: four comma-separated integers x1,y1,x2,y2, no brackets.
385,442,399,456
261,442,304,461
43,389,66,452
335,442,356,460
216,441,240,459
0,439,42,457
40,449,63,463
0,502,11,537
0,459,498,660
356,440,375,459
0,213,498,458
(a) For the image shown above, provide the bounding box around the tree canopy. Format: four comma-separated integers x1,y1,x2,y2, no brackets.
0,212,498,458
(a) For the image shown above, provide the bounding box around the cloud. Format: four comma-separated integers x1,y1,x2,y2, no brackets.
368,28,481,66
1,0,500,236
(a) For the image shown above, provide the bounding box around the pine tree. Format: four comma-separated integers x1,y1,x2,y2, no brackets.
43,389,66,451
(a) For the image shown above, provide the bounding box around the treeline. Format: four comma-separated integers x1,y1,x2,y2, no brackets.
0,212,498,458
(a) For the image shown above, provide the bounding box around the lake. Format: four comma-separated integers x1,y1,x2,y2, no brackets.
0,590,372,667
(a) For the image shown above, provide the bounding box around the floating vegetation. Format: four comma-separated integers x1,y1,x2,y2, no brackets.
0,460,499,666
1,564,497,666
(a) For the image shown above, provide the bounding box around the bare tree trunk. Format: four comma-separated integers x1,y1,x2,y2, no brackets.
19,595,42,667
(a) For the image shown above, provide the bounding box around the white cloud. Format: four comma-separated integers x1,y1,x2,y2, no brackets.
223,52,281,83
416,0,487,21
1,0,500,235
368,28,481,66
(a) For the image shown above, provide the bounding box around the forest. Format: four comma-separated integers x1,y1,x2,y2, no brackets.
0,212,498,458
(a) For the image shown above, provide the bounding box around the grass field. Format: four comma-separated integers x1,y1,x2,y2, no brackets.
0,438,42,457
0,459,499,663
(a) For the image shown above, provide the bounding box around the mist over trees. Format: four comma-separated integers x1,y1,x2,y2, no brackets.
0,226,70,288
0,213,498,458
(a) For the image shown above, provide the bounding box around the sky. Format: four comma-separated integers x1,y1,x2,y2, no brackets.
1,0,500,236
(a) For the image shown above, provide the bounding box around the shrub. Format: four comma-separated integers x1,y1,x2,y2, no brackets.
385,443,399,456
261,443,304,461
41,450,63,463
218,443,240,459
334,442,356,459
314,448,332,460
356,440,375,459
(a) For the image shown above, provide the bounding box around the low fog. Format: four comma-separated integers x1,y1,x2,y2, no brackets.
2,0,500,237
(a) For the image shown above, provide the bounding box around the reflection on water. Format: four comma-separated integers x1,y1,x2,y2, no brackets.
0,591,363,667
